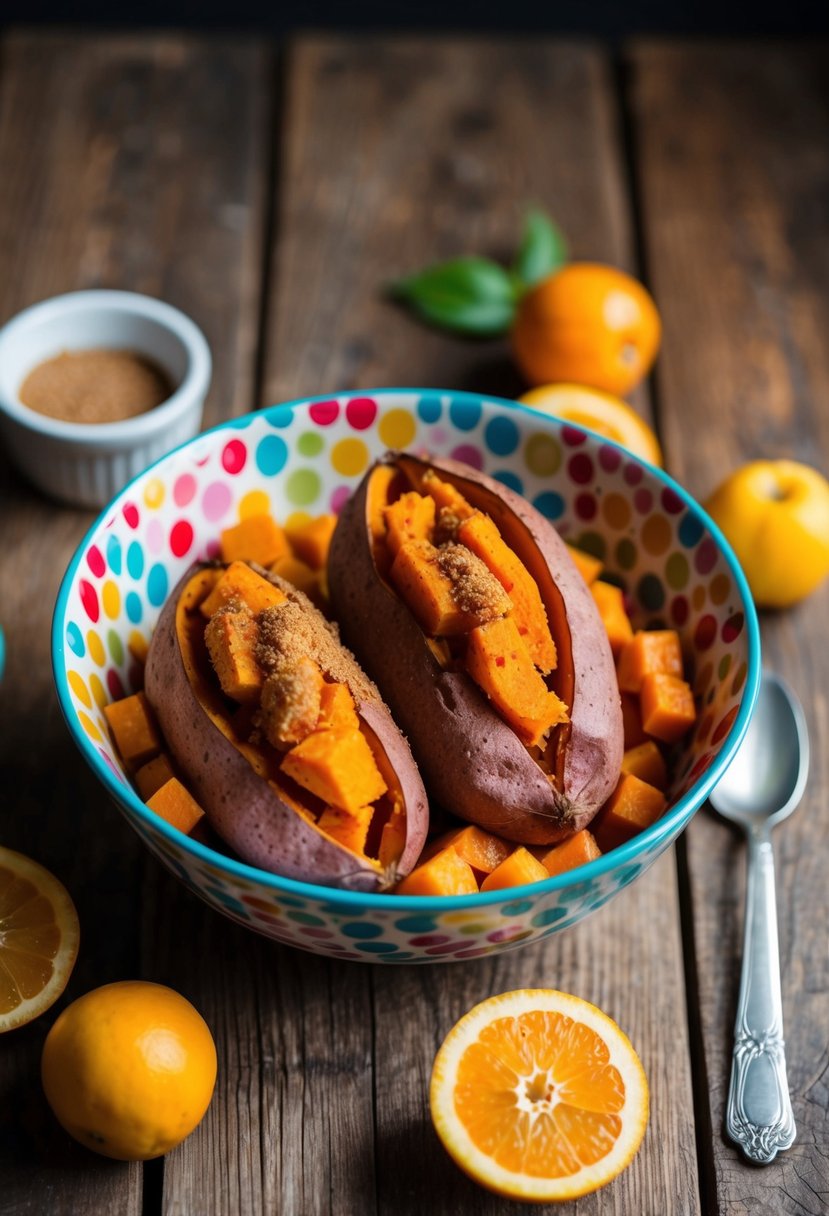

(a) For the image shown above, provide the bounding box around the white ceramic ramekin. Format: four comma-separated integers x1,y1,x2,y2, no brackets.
0,290,211,508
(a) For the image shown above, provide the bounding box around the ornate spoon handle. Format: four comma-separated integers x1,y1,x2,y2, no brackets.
726,833,796,1163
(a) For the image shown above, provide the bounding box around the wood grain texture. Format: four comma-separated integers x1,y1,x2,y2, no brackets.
265,37,700,1216
0,31,267,1216
630,41,829,1215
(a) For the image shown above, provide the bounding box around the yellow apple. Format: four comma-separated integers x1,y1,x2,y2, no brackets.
705,460,829,608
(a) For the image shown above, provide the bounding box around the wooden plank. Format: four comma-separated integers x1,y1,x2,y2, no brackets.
630,41,829,1214
0,31,267,1216
264,37,701,1215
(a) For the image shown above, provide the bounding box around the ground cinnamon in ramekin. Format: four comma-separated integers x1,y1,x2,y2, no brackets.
19,349,174,424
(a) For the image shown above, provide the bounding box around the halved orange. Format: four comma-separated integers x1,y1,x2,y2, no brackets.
430,988,649,1203
0,847,80,1032
519,383,663,467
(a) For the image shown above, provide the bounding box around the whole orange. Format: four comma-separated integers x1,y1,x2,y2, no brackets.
41,980,217,1160
512,263,661,395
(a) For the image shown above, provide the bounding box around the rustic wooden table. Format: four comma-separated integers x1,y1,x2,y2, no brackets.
0,30,827,1216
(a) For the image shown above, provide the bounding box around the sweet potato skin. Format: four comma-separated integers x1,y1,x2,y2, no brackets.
328,452,624,844
144,565,428,889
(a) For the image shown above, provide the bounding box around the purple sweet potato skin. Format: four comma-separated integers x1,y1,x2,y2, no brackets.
328,452,623,845
144,566,428,889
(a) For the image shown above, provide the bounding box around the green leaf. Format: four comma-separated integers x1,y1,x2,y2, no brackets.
388,257,516,337
513,210,568,290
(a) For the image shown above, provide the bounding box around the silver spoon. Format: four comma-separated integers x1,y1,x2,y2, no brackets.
709,669,808,1164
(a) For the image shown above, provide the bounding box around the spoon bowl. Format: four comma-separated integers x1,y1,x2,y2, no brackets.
710,671,809,833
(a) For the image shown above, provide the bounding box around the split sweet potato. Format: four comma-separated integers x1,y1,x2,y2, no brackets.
328,452,623,845
144,562,428,890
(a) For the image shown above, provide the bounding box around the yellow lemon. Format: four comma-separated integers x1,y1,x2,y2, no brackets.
705,460,829,608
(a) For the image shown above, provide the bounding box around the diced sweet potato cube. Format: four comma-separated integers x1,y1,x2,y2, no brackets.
617,629,683,694
317,805,374,855
288,514,337,570
128,630,149,665
480,847,548,891
591,580,634,658
621,691,647,748
135,752,176,801
421,471,474,521
104,692,162,770
281,727,387,814
640,673,696,743
220,513,290,567
204,609,263,702
318,682,360,732
566,544,603,586
621,740,668,791
201,561,287,618
458,512,557,673
537,830,602,877
146,777,205,835
383,492,436,556
269,554,319,600
423,825,513,875
593,773,667,852
395,847,479,896
466,616,568,748
390,540,509,636
260,658,325,748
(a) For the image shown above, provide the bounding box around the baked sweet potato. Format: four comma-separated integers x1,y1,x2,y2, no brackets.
144,562,428,890
328,452,623,845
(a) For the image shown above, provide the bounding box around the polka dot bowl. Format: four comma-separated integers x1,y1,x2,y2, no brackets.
52,390,760,964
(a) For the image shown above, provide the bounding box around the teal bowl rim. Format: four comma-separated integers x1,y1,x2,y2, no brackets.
52,388,762,913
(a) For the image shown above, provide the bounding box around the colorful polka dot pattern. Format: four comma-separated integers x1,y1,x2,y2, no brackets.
55,392,756,962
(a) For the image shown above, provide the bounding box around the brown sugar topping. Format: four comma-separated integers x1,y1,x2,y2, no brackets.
19,348,174,424
436,542,511,621
433,506,464,546
254,572,381,705
258,658,323,749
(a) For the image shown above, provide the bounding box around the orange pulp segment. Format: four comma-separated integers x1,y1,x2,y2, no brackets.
0,847,80,1032
430,988,648,1202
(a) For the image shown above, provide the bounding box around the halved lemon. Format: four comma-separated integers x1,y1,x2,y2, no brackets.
0,847,80,1032
518,383,663,467
430,988,649,1203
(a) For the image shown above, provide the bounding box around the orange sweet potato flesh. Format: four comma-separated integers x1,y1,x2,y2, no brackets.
280,727,388,814
146,777,205,835
621,741,668,791
617,630,683,694
389,538,510,636
591,580,634,659
384,492,436,556
465,617,568,748
135,752,176,801
395,846,479,896
480,847,548,891
289,515,337,571
640,673,696,743
537,829,601,877
422,825,513,875
593,773,667,852
318,682,360,731
104,692,162,771
144,563,429,889
201,561,287,618
204,609,263,702
328,453,623,845
458,512,557,673
221,513,290,567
